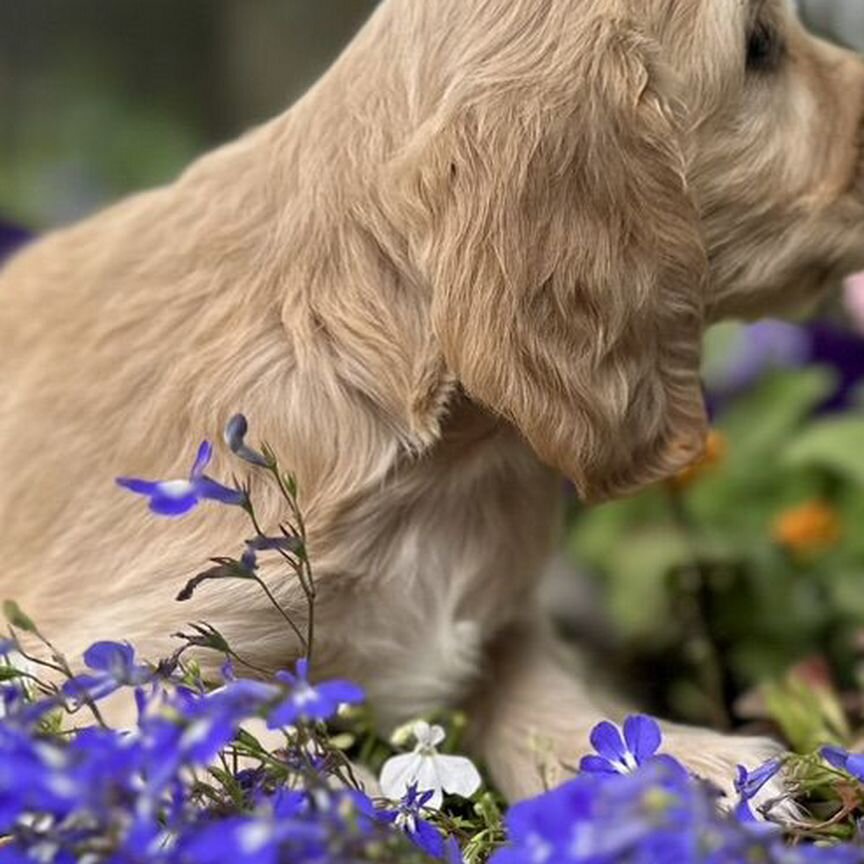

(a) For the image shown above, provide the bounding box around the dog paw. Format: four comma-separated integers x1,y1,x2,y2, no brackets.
658,722,793,821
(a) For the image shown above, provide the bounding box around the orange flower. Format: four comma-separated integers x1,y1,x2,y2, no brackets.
670,430,727,489
772,501,842,553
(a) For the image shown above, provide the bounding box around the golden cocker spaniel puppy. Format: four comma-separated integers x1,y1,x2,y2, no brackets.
2,0,863,801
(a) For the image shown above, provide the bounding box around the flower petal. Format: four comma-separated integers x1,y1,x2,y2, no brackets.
427,724,446,748
224,415,249,452
412,720,433,747
149,493,200,517
821,745,849,772
436,754,482,799
579,755,617,775
412,756,445,810
735,758,782,800
190,441,213,479
83,641,135,675
623,715,661,763
844,753,864,782
380,753,424,802
62,674,118,703
224,414,270,467
194,477,246,506
409,819,446,859
314,680,365,709
267,699,300,730
589,721,627,765
116,477,165,496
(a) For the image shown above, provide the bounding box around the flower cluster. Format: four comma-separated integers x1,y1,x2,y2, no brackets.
4,415,864,863
494,716,863,864
0,637,456,863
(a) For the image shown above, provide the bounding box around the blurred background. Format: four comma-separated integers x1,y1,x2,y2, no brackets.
5,0,864,752
2,1,863,230
0,1,378,227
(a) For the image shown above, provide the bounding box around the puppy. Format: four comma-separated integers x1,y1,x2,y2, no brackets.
2,0,864,801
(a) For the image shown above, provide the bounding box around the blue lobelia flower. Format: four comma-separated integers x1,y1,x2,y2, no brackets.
493,757,696,864
733,758,783,824
267,658,364,729
178,815,300,864
62,641,151,703
579,714,664,775
0,220,31,264
116,441,246,516
224,413,270,468
380,784,447,860
821,745,864,782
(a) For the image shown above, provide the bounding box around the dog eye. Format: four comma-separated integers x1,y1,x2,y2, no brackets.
747,21,784,73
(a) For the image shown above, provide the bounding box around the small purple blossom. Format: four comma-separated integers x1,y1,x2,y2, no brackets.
706,320,811,397
733,758,783,824
267,658,364,728
579,714,663,775
224,414,270,468
63,641,151,703
116,441,246,516
821,745,864,783
0,220,31,263
380,784,448,859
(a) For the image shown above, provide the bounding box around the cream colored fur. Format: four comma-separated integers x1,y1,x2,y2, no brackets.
2,0,864,801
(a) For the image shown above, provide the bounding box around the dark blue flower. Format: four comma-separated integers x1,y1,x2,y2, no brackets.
179,815,294,864
62,641,151,703
822,745,864,782
579,714,664,775
0,220,31,264
117,441,246,516
733,758,783,824
380,784,447,859
494,758,696,864
267,658,364,728
224,414,270,468
705,320,810,398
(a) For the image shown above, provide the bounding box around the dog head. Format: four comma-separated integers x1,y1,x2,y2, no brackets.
380,0,864,500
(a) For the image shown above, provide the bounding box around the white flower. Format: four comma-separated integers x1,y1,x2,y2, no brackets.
379,720,482,809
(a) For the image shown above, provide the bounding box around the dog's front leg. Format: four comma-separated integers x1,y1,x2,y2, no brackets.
468,627,785,809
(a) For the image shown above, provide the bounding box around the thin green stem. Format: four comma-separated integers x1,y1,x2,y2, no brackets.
665,486,731,732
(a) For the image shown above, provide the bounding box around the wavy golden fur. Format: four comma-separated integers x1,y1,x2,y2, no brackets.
2,0,864,799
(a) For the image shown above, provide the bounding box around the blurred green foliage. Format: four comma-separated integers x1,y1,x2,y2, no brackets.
568,340,864,738
0,1,376,227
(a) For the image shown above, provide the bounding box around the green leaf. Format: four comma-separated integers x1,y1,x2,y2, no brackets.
595,526,690,640
3,600,37,633
763,673,848,754
718,368,835,462
783,417,864,486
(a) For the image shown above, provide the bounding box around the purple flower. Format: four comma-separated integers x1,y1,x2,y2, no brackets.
808,323,864,413
707,320,810,397
63,641,151,703
0,220,31,264
380,785,448,860
579,714,663,775
821,745,864,782
224,414,270,468
267,658,364,728
733,758,783,824
116,441,246,516
179,815,301,864
494,758,695,864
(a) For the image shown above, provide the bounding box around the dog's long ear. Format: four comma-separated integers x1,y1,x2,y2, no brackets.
387,19,708,501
